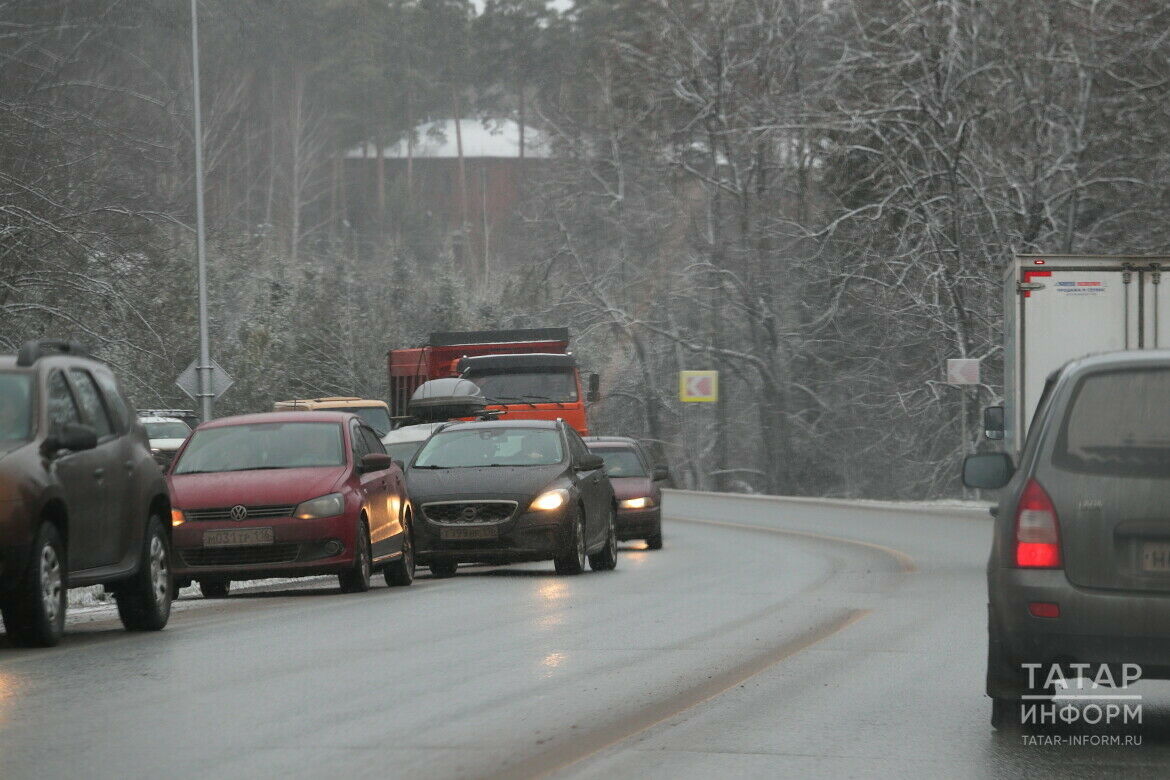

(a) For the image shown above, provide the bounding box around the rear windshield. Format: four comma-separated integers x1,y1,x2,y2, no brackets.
345,406,391,437
591,448,646,477
1054,368,1170,477
385,441,424,464
144,421,191,440
174,422,345,474
0,373,33,442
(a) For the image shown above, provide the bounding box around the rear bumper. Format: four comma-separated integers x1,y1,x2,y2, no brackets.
171,513,358,580
992,566,1170,674
615,507,660,540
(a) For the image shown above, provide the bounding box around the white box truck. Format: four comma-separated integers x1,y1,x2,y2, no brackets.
994,254,1168,455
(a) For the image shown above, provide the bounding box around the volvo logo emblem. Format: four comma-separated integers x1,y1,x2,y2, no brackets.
230,505,248,521
460,506,478,521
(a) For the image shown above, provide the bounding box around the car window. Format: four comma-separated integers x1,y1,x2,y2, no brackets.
591,448,646,477
69,369,114,440
92,371,131,433
386,441,423,464
1053,368,1170,477
565,429,591,463
0,373,34,442
351,421,371,462
47,371,82,431
144,421,192,439
415,428,564,467
360,426,386,455
173,422,345,473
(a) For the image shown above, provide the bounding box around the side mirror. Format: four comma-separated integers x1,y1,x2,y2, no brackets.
577,453,604,471
652,465,670,482
587,373,600,403
42,422,98,456
962,453,1014,490
983,405,1005,441
360,453,394,473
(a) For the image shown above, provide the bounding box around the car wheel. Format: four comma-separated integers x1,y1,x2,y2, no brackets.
1,522,67,647
339,520,372,593
199,579,231,599
554,509,587,575
644,530,663,550
385,517,415,587
429,559,457,578
589,506,618,571
114,515,173,631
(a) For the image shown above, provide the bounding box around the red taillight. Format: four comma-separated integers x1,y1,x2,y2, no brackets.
1028,602,1061,618
1015,479,1062,568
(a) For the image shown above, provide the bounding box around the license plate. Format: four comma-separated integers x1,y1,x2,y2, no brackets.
203,527,274,547
1141,542,1170,572
440,526,498,541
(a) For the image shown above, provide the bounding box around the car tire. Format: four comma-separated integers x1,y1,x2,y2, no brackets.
554,509,587,575
429,559,457,578
1,522,67,647
114,515,173,632
645,531,663,550
199,579,231,599
339,520,372,593
385,517,415,587
589,507,618,572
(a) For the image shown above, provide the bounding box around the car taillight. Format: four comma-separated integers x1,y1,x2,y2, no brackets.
1015,479,1062,568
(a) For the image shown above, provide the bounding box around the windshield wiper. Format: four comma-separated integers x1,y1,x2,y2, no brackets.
411,464,450,469
487,395,540,409
521,394,568,408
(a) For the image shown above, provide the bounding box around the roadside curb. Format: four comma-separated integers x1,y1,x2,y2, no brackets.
662,488,992,520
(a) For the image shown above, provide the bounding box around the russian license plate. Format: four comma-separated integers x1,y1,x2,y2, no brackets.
203,527,274,547
1141,542,1170,572
440,526,498,541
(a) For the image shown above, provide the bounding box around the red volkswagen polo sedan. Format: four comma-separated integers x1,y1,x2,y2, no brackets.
167,412,415,597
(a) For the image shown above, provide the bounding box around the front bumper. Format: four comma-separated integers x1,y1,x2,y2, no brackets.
171,512,358,580
615,506,661,540
992,566,1170,676
415,506,573,564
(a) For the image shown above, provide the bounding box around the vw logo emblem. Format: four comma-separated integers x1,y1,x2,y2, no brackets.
460,506,478,521
230,505,248,521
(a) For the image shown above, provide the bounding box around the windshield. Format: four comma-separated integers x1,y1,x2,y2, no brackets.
592,448,646,477
174,421,345,474
0,373,33,442
1054,368,1170,477
414,427,564,468
144,421,191,440
463,369,578,403
386,441,424,464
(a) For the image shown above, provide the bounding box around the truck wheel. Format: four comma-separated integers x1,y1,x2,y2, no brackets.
114,515,173,631
199,579,230,599
554,511,587,575
588,508,618,571
385,518,415,587
339,521,372,593
429,560,457,578
1,522,67,647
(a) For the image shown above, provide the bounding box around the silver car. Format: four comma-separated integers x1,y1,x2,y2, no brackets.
964,350,1170,729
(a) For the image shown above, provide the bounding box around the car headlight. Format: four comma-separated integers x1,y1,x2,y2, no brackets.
619,497,654,509
529,489,569,512
293,493,345,520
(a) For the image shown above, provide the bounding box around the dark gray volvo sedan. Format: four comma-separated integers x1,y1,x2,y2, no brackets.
964,350,1170,729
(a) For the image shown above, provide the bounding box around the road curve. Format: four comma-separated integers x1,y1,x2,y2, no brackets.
1,491,1166,778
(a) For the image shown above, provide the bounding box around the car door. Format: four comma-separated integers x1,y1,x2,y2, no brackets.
361,424,403,560
565,427,605,547
68,368,133,567
44,370,108,571
350,421,389,560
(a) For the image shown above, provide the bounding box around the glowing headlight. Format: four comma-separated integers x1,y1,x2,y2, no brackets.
293,493,345,520
529,489,568,512
619,497,654,509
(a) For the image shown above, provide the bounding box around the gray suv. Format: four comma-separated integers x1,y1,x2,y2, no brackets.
964,350,1170,729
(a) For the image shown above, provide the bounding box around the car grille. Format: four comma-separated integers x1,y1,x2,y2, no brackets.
183,505,297,522
180,544,301,567
423,501,517,524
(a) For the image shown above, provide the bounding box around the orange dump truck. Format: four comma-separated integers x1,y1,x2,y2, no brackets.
388,328,598,434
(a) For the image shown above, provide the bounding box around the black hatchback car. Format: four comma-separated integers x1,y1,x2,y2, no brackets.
964,350,1170,729
0,340,172,646
406,420,618,576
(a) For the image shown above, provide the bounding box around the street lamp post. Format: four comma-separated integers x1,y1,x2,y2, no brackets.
190,0,213,422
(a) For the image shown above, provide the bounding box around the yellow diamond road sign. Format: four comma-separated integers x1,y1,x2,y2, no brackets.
679,371,718,402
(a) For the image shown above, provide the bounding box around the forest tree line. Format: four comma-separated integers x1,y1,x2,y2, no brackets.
2,0,1168,497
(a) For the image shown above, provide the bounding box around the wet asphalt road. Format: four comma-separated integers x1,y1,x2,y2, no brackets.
2,490,1169,778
